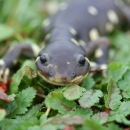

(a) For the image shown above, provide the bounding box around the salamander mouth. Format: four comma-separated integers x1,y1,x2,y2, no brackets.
37,70,89,86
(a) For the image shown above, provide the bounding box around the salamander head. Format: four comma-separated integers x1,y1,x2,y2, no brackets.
36,42,90,86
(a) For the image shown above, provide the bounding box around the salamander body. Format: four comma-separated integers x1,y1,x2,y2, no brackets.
0,0,130,85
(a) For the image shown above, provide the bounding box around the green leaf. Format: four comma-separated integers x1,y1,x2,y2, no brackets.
118,70,130,90
28,125,57,130
63,85,86,100
28,126,41,130
107,62,128,82
6,87,36,118
104,78,122,110
10,64,37,94
83,119,107,130
10,67,26,94
22,60,37,78
46,114,83,125
45,91,76,114
0,109,6,121
0,117,38,130
118,70,130,99
69,108,93,119
8,94,16,101
109,101,130,124
0,118,23,130
40,114,47,126
15,117,39,130
0,24,16,41
16,105,41,120
107,123,123,130
79,90,103,108
91,112,108,125
82,75,95,90
109,32,130,63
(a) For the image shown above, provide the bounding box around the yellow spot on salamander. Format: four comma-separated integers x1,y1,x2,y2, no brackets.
90,61,97,67
42,18,50,27
107,10,119,24
100,64,107,70
95,49,103,58
31,44,40,57
0,60,5,66
71,38,80,46
69,28,77,35
44,33,51,41
89,28,99,40
13,59,18,65
67,62,70,65
88,6,98,16
79,40,86,47
105,22,114,32
4,68,10,83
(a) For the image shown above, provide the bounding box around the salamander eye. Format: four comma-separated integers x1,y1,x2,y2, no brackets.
79,56,86,65
77,55,86,65
40,53,49,63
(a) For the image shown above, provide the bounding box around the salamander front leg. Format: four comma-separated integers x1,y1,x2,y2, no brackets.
86,37,110,76
0,43,40,83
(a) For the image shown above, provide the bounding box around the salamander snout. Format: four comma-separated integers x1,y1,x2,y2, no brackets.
71,72,76,78
36,52,90,86
48,69,54,77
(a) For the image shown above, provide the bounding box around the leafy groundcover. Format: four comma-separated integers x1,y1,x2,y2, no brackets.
1,0,130,130
1,61,130,130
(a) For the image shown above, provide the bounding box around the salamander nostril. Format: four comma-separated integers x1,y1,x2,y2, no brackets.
71,72,76,78
48,69,54,77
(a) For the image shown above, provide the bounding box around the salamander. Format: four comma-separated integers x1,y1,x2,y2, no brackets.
0,0,130,86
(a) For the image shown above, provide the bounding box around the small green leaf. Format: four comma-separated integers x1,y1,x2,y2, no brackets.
6,87,36,118
10,64,37,94
28,125,57,130
82,75,95,90
91,112,108,125
118,70,130,99
28,126,41,130
79,90,103,108
45,91,76,114
46,114,83,125
17,105,41,120
15,117,39,130
109,101,130,124
10,67,26,94
83,119,107,130
22,60,37,78
104,78,122,110
107,123,123,130
108,62,128,82
0,109,6,121
40,114,47,126
0,24,16,41
63,85,86,100
0,117,38,130
0,118,23,130
69,108,93,119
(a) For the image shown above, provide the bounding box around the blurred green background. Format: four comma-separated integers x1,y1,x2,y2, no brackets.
0,0,62,55
0,0,130,64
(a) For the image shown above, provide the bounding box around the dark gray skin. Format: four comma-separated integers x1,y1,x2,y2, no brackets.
1,0,130,85
36,0,129,85
36,41,90,86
